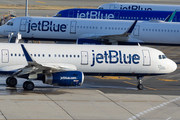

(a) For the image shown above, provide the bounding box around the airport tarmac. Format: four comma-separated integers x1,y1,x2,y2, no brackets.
0,0,180,119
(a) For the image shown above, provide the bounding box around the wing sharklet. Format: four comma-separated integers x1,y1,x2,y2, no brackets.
21,44,38,66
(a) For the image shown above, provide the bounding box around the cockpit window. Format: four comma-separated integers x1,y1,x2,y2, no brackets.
159,55,162,59
98,7,104,9
55,14,62,17
159,55,167,59
6,22,13,26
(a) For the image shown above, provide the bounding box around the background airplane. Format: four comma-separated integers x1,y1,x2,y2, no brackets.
1,16,180,45
54,8,179,22
0,43,177,90
98,2,180,11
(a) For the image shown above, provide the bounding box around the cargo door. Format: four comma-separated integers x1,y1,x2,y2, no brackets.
142,50,151,66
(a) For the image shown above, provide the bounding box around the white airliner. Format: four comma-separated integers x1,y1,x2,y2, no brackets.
1,16,180,45
98,2,180,11
0,43,177,90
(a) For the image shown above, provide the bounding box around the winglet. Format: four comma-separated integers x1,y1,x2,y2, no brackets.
124,20,138,36
21,44,34,63
165,10,177,22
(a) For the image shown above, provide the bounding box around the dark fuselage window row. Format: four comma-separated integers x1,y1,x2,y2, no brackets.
10,53,80,58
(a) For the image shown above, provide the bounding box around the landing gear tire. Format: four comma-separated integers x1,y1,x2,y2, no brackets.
6,77,17,87
137,83,144,90
137,76,144,90
23,81,34,91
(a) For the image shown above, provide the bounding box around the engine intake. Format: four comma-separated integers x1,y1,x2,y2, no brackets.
43,71,84,86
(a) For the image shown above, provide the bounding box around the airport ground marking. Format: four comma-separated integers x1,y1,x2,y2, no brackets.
35,1,45,4
124,81,157,90
157,78,178,82
128,96,180,120
94,76,132,80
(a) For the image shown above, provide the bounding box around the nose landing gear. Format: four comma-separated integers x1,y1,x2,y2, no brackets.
137,76,144,90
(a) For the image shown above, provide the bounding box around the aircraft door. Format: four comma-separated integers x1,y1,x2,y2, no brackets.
81,51,88,65
110,5,118,9
133,25,139,36
114,12,120,19
70,21,77,34
19,19,27,32
68,11,74,18
142,50,151,66
1,49,9,63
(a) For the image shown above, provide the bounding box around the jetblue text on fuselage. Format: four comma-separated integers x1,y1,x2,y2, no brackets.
91,50,140,67
120,5,152,10
77,11,114,19
27,20,67,33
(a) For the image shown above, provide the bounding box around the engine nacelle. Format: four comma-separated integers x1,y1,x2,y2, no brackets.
43,71,84,86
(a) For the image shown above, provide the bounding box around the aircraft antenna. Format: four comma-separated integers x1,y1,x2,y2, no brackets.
138,43,140,46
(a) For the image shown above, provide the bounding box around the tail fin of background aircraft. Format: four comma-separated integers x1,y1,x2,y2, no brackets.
164,10,177,22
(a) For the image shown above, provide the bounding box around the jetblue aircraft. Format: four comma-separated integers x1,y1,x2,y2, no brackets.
54,8,179,22
2,16,180,45
98,2,180,11
0,43,177,90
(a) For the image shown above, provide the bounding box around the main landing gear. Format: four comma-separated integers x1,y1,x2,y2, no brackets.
137,76,144,90
6,77,17,87
6,77,35,90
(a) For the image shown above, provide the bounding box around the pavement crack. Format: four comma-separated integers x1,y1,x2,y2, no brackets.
97,90,140,120
160,95,180,107
43,93,74,120
0,110,7,120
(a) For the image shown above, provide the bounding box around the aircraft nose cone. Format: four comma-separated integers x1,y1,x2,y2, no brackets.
169,59,177,73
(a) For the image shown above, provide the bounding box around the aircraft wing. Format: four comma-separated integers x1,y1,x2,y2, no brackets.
79,20,137,44
13,45,77,78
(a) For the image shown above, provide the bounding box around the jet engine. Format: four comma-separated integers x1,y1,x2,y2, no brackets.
43,71,84,86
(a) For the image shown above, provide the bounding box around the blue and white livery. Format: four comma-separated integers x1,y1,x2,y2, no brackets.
1,16,180,45
98,2,180,11
0,43,177,90
54,8,180,22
